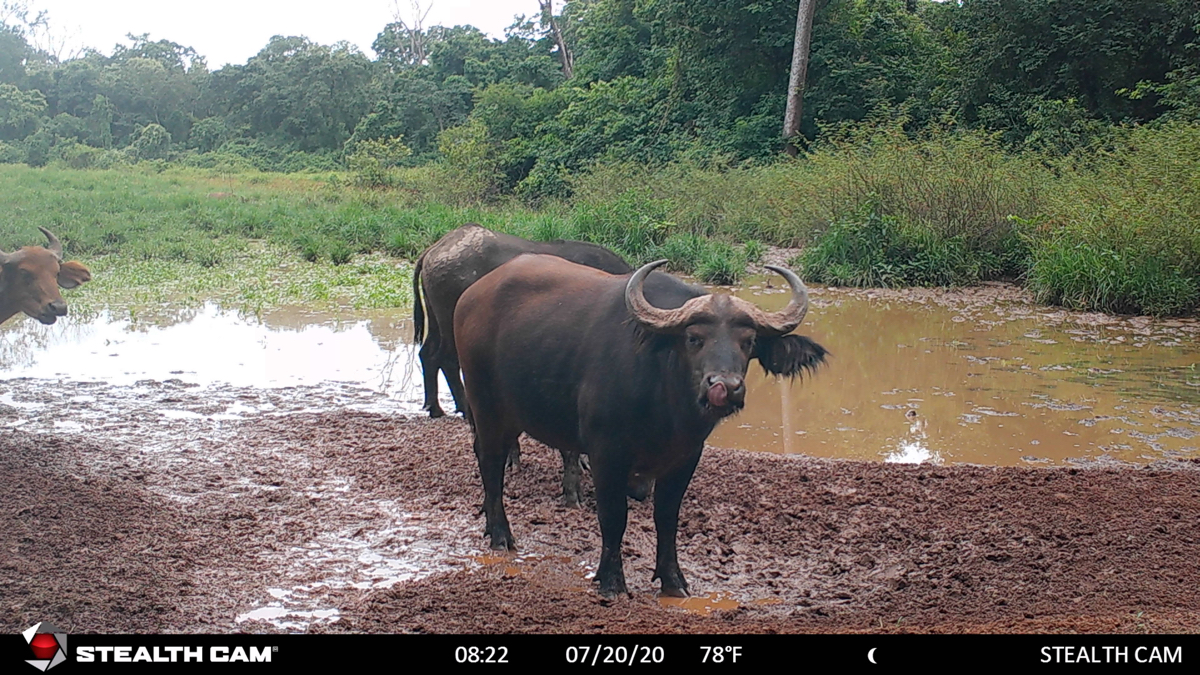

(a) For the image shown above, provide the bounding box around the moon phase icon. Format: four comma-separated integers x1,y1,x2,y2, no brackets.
868,648,878,664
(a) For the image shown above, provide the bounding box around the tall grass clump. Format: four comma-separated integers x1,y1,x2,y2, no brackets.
1025,122,1200,315
797,206,990,287
569,188,671,262
569,118,1049,260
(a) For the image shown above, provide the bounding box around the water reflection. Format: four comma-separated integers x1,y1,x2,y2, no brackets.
0,302,449,412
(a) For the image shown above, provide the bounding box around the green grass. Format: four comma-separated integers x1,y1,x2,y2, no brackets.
0,164,751,285
6,119,1200,316
68,244,414,319
795,206,1014,288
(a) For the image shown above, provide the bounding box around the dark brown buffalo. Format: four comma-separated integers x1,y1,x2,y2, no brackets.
0,228,92,325
413,224,633,417
413,224,631,506
455,255,827,597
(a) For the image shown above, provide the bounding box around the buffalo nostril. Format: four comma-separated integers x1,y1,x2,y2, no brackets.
49,301,68,316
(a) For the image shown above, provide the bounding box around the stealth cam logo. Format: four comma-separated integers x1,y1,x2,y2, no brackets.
22,622,67,671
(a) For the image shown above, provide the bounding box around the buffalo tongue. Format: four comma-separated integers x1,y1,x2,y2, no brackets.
707,382,728,407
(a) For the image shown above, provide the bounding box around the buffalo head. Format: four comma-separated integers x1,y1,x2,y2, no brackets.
0,227,92,325
625,259,826,418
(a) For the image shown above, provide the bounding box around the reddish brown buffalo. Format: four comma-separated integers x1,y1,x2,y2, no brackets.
455,255,826,597
0,228,91,325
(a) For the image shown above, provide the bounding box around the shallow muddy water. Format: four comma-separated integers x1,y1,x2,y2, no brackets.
4,288,1199,467
0,302,446,414
709,281,1200,466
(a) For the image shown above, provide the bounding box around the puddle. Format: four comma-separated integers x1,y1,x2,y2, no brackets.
231,500,472,630
1,302,450,419
707,281,1200,466
5,290,1200,467
658,592,741,614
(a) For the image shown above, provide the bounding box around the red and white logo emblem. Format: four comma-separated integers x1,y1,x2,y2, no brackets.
22,622,67,671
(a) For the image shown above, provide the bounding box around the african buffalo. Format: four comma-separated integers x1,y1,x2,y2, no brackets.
413,224,631,505
455,255,827,596
413,224,632,417
0,228,92,326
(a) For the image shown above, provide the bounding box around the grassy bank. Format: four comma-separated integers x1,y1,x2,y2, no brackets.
4,119,1199,316
66,246,414,320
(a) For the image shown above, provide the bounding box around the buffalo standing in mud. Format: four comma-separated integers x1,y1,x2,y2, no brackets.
455,255,827,596
413,224,632,418
0,228,92,325
412,224,631,505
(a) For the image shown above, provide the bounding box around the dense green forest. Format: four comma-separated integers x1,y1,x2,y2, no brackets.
3,1,1195,181
2,0,1200,315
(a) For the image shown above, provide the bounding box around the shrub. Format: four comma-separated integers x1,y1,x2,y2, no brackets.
1026,122,1200,315
798,206,989,287
345,136,412,188
127,123,172,161
1027,238,1198,316
695,240,747,285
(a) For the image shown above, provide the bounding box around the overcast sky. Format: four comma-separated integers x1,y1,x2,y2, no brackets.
31,0,542,67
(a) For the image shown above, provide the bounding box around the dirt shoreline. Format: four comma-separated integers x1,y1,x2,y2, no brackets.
3,411,1198,635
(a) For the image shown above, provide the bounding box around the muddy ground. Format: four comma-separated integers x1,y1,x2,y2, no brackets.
3,400,1199,634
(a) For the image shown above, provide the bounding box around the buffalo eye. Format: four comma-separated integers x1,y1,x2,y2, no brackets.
686,334,704,349
741,336,756,353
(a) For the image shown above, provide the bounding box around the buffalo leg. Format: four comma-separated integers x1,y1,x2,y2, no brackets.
561,450,582,508
419,334,445,418
474,429,517,550
651,451,701,597
442,355,470,417
591,453,632,597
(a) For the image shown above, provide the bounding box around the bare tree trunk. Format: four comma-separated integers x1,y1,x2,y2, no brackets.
540,0,574,80
783,0,818,157
393,0,434,66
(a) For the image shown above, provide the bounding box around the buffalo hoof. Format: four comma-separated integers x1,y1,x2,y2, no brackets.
653,567,688,597
658,585,688,598
595,574,629,598
562,492,581,509
427,406,445,419
486,527,517,551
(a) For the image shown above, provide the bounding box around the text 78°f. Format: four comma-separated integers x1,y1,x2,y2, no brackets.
701,646,742,663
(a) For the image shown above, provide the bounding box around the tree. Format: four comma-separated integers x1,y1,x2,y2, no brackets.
783,0,817,156
211,36,372,152
374,0,435,68
540,0,574,79
126,121,170,160
0,81,43,139
951,0,1200,138
86,93,113,148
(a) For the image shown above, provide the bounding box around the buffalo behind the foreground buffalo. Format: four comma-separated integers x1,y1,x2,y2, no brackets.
455,255,827,597
412,223,631,505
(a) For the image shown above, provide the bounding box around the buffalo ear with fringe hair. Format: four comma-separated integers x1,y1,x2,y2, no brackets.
754,334,828,378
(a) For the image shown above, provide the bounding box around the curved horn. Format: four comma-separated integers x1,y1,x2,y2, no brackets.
744,265,810,336
39,227,63,259
625,259,710,333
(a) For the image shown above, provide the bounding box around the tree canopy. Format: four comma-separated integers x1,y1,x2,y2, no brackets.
0,0,1195,193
